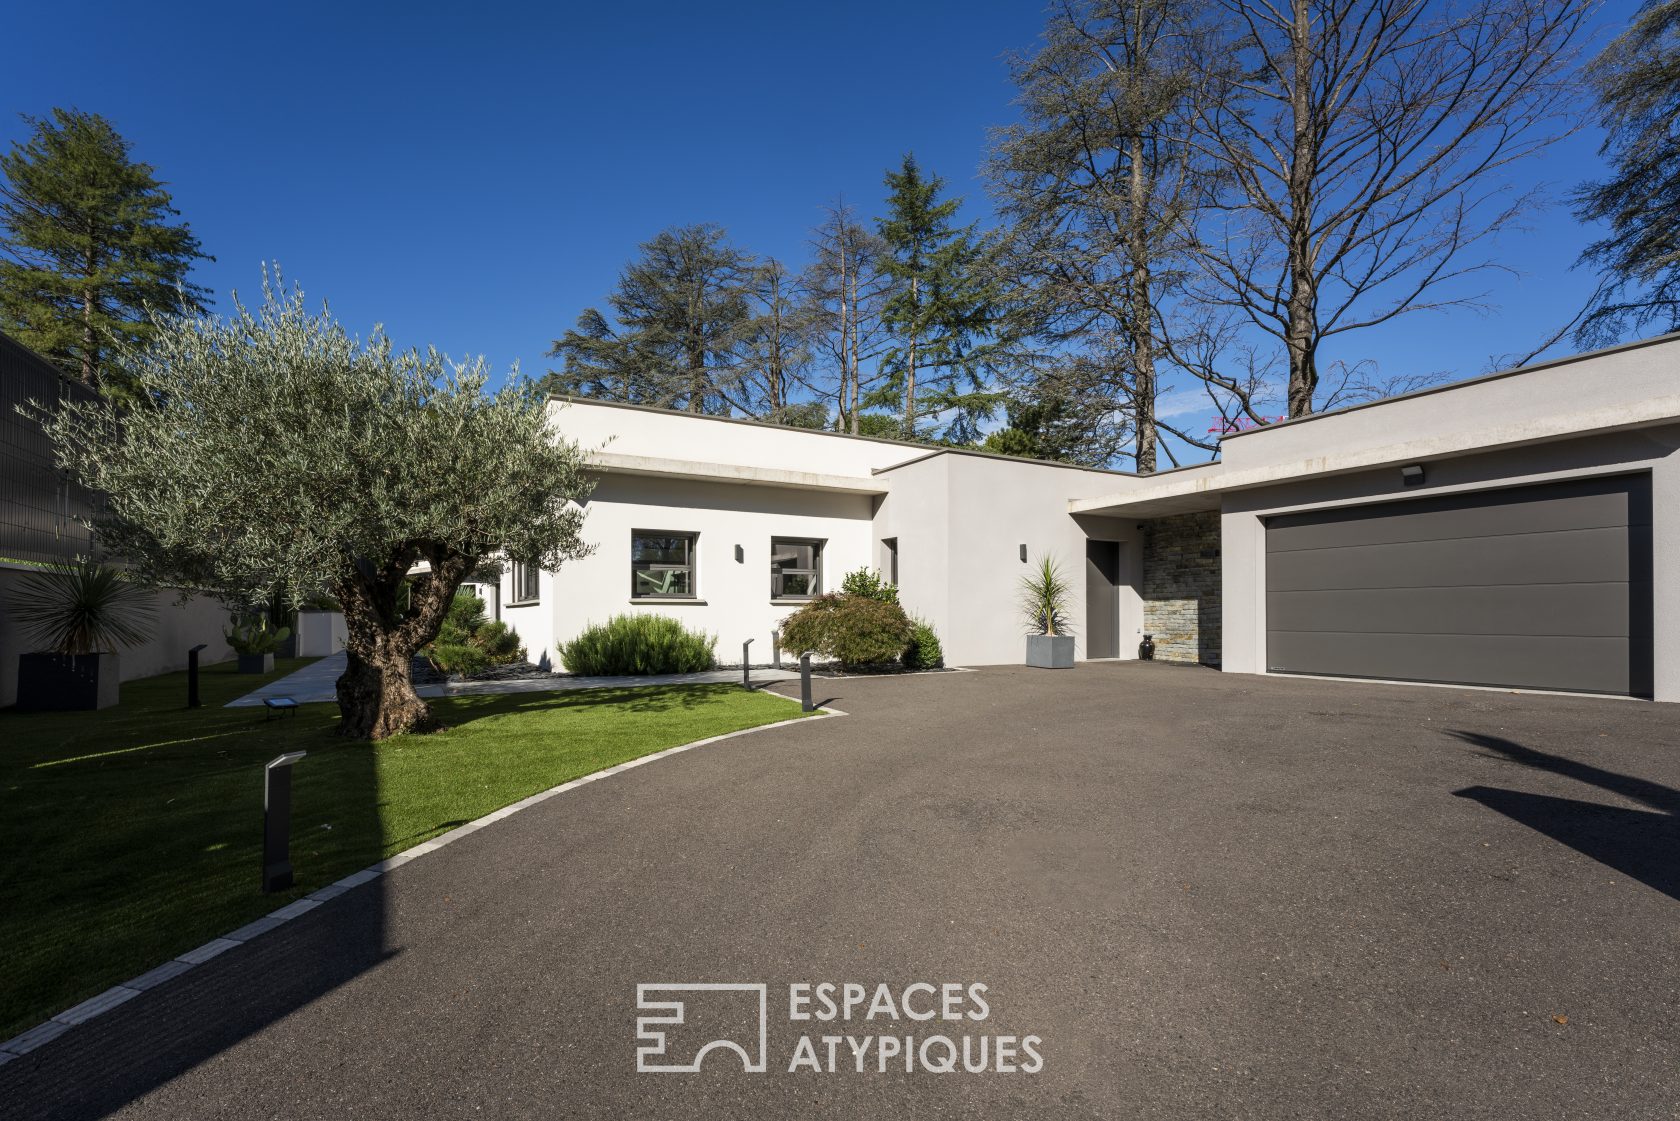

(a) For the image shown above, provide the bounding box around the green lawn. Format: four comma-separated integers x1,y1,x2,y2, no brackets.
0,658,808,1040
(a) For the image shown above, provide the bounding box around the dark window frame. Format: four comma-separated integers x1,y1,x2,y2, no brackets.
509,560,541,605
770,537,825,601
631,530,699,600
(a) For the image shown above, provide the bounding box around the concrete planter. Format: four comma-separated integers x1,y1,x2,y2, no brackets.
16,652,120,710
238,652,275,674
1025,634,1074,669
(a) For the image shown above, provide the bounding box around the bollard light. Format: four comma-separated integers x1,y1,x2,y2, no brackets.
772,630,781,669
800,651,815,712
186,643,208,709
263,751,307,892
742,637,754,690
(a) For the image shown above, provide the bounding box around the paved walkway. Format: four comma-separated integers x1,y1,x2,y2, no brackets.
226,651,799,707
10,664,1678,1119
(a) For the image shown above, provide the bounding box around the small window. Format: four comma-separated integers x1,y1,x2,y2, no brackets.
632,531,697,599
771,538,823,600
882,538,898,585
510,561,540,604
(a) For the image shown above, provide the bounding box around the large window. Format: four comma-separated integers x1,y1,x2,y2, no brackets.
510,560,540,604
632,531,697,599
771,538,823,600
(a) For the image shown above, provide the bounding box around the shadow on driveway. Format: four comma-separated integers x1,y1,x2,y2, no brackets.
1450,730,1680,904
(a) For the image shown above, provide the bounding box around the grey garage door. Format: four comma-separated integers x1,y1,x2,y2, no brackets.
1266,475,1653,696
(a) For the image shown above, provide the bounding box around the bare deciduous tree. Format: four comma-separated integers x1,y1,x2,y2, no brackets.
1190,0,1593,417
803,200,890,434
990,0,1216,471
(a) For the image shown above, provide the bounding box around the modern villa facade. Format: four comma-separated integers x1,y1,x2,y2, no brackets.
499,332,1680,703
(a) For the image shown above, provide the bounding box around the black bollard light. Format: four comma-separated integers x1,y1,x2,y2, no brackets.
263,751,307,892
186,643,208,708
742,637,754,690
799,651,815,713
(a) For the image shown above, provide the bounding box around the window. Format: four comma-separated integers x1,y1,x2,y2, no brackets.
771,538,823,600
510,561,540,604
882,538,898,585
632,531,697,598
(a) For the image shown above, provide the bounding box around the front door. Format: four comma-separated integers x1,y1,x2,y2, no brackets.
1085,539,1121,659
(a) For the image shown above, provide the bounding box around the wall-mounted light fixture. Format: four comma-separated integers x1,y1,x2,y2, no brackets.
1019,543,1028,563
734,544,744,563
1400,464,1425,487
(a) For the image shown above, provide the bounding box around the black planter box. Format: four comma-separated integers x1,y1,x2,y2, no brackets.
16,652,121,711
238,652,275,674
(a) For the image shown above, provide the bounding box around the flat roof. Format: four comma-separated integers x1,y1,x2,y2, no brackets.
1220,330,1680,441
547,393,1167,479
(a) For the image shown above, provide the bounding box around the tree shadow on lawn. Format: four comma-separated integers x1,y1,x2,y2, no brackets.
0,673,804,1116
0,659,390,1120
1450,730,1680,904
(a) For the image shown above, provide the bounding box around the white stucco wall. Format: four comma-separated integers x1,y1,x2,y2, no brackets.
504,472,877,668
873,455,1140,666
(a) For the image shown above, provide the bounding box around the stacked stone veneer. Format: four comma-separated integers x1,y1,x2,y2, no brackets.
1141,511,1222,665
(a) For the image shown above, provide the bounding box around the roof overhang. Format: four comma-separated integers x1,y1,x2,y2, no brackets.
1070,395,1680,518
585,451,890,496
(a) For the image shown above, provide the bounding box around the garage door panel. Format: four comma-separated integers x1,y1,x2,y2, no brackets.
1267,485,1634,553
1267,583,1630,638
1264,476,1647,696
1265,526,1627,592
1266,632,1631,694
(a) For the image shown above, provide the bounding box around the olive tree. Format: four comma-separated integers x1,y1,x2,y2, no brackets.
31,279,594,739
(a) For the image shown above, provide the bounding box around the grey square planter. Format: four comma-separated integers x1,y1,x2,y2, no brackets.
16,652,121,710
1025,634,1074,669
238,652,275,674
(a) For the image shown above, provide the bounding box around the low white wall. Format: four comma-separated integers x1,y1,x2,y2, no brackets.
0,565,233,707
295,610,346,657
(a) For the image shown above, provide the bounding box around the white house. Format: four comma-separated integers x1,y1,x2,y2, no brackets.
492,332,1680,703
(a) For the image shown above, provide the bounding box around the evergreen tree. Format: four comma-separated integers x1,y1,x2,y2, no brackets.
1574,1,1680,345
0,108,210,399
876,156,998,442
545,224,751,414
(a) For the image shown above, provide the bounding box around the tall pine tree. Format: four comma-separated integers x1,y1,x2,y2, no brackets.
1574,0,1680,344
545,224,752,414
0,109,211,399
876,156,997,441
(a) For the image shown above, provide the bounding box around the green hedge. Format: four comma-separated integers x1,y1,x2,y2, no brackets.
904,617,943,669
560,614,717,675
778,594,913,669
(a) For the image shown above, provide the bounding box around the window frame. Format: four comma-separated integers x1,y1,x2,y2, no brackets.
631,530,699,600
508,560,541,605
770,536,825,601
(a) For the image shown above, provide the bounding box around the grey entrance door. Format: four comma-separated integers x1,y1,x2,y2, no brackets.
1265,475,1652,696
1086,540,1121,659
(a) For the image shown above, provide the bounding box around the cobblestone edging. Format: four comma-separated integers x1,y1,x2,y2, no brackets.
0,690,843,1067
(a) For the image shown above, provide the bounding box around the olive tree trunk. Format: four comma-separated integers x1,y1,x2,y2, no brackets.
334,549,473,740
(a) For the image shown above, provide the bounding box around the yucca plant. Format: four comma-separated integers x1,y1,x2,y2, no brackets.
1019,554,1074,637
12,559,156,655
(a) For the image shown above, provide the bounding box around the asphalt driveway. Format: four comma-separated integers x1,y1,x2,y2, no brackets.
4,664,1677,1120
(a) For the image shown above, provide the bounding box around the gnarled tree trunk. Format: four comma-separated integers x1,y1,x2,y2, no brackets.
334,546,474,740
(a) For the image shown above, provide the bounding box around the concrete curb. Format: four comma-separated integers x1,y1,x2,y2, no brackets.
0,689,842,1064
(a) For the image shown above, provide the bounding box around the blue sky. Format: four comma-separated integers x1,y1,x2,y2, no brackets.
1,0,1642,461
